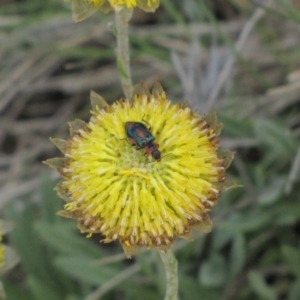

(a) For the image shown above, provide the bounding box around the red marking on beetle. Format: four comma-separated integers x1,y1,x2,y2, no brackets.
145,143,161,161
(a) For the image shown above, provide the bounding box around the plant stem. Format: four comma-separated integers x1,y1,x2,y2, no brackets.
114,7,133,99
160,250,178,300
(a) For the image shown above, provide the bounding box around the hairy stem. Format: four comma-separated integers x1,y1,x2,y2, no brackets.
160,250,178,300
114,7,133,99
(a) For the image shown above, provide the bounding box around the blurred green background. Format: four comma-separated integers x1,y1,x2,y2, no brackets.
0,0,300,299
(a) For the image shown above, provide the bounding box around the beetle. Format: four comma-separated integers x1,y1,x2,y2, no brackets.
125,122,154,149
125,121,161,161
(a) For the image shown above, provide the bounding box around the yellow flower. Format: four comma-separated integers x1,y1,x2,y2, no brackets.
68,0,159,22
45,83,234,257
0,220,19,285
0,221,20,299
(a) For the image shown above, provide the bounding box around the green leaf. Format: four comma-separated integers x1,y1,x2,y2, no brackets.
218,113,254,138
121,281,159,300
6,203,75,295
3,281,33,300
180,274,220,300
35,221,105,258
28,275,63,300
248,271,277,300
282,245,300,278
229,234,246,276
220,212,271,233
212,228,234,250
288,281,300,300
0,281,5,300
198,253,226,287
272,202,300,219
257,176,285,205
55,256,120,285
39,172,63,222
253,119,296,156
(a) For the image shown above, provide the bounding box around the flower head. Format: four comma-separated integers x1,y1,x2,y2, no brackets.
45,83,234,257
0,220,19,296
68,0,159,22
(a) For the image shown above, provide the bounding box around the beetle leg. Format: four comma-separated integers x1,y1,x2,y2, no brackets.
121,137,136,146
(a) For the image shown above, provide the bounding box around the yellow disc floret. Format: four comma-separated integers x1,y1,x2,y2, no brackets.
68,0,159,22
46,83,233,256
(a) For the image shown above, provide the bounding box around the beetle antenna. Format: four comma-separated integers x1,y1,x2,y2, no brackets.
141,114,151,130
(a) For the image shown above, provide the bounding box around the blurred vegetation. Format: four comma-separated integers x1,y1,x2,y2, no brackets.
0,0,300,299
